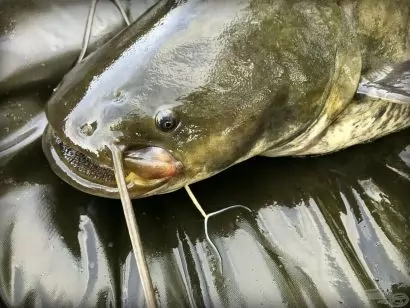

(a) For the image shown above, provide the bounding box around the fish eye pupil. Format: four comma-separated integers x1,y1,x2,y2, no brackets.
156,109,178,132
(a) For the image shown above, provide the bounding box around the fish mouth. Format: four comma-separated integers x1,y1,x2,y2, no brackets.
42,125,183,199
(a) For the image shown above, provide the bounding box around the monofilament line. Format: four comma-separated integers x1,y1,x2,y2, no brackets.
111,147,157,308
184,185,252,273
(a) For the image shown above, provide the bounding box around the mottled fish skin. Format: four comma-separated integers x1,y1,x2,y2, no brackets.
286,0,410,156
292,99,410,156
262,0,410,157
42,0,410,199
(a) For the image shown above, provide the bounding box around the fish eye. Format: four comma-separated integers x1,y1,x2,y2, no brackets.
155,109,179,132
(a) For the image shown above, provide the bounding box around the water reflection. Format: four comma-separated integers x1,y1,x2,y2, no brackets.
1,117,409,306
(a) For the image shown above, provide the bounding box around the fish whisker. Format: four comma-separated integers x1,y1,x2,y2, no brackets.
76,0,130,66
184,185,252,274
76,0,99,65
112,0,131,26
111,146,157,308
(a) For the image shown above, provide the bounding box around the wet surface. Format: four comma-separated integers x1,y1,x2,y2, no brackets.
0,1,410,307
0,0,158,96
0,83,409,306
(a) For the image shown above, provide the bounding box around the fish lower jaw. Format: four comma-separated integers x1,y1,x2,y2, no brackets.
42,125,170,199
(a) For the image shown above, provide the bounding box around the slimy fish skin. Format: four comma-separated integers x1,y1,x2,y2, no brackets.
42,0,410,199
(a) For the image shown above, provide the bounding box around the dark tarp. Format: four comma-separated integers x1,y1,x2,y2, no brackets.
0,1,409,307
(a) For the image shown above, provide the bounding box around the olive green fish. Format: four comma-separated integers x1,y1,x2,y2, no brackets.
42,0,410,199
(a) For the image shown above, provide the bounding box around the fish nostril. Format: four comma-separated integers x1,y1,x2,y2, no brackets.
79,121,98,136
113,90,126,105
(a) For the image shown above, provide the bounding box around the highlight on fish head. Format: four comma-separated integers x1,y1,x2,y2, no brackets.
41,51,274,200
42,0,361,199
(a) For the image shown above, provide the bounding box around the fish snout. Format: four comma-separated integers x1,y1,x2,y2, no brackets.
122,147,183,185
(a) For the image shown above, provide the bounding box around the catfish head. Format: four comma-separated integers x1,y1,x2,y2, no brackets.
42,0,361,199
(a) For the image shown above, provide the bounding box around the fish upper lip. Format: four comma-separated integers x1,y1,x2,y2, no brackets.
123,147,184,180
42,125,182,198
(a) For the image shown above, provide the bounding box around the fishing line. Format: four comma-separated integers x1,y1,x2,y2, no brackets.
184,185,252,273
111,147,157,308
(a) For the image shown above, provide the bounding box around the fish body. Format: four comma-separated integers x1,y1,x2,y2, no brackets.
42,0,410,199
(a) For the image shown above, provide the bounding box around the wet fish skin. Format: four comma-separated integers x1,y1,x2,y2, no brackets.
42,0,410,199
